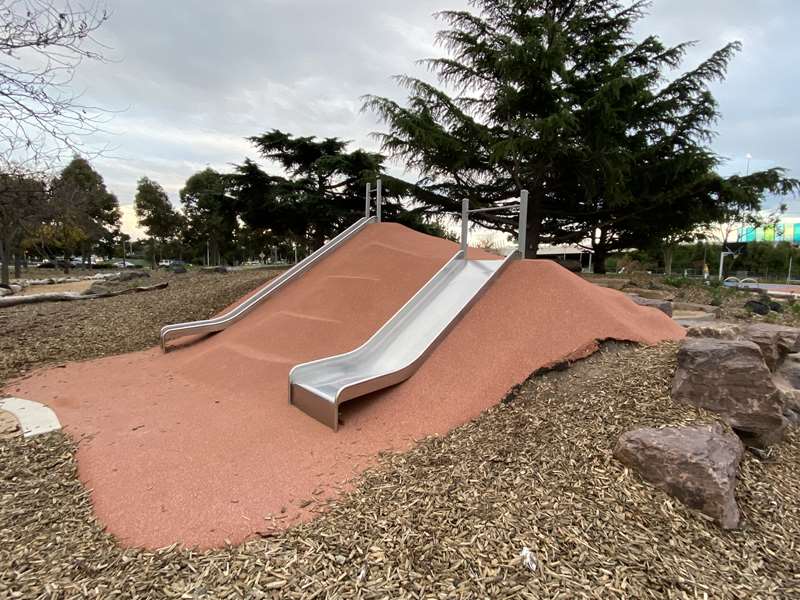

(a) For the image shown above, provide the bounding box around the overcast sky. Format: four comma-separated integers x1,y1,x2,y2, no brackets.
68,0,799,237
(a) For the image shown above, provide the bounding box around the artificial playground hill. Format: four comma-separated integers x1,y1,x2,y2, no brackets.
5,221,683,548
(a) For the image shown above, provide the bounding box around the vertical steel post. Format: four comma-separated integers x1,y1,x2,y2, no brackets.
518,189,528,258
365,183,371,218
461,198,469,254
376,179,382,223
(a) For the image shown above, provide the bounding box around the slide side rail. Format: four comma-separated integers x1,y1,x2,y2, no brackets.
160,216,376,350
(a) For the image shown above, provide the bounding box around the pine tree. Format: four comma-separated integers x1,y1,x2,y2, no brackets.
364,0,798,268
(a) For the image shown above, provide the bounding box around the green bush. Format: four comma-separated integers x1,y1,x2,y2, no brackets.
663,275,691,288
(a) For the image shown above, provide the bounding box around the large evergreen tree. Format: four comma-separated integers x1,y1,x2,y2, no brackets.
49,157,121,266
134,177,182,267
364,0,798,270
180,168,238,265
229,130,448,251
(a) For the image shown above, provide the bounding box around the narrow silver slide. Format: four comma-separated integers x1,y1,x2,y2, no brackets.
289,250,518,430
160,216,376,350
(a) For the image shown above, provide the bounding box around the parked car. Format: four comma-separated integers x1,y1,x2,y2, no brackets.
113,261,139,269
37,259,70,269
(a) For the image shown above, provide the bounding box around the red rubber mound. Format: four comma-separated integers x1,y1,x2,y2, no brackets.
6,223,684,549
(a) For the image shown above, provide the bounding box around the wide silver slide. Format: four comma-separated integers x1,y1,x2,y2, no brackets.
160,216,376,350
289,250,518,430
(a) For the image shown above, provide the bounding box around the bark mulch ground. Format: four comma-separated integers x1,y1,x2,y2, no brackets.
2,340,798,598
0,269,281,387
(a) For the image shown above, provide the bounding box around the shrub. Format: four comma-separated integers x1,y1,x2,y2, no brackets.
663,275,691,288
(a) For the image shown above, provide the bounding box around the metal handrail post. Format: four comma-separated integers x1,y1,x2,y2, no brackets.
461,198,469,254
365,183,371,217
376,179,382,223
518,190,528,257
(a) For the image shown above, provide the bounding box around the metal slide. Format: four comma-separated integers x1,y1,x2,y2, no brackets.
159,216,376,350
289,250,518,430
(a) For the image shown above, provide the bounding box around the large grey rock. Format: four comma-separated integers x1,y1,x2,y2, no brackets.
773,353,800,425
624,287,675,301
672,338,787,447
673,301,722,316
684,321,744,340
628,294,673,317
614,424,744,529
776,353,800,388
589,278,631,290
740,324,800,371
114,270,149,282
82,281,112,296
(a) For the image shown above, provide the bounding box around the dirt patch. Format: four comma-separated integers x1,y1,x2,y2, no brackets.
1,342,797,598
17,280,94,295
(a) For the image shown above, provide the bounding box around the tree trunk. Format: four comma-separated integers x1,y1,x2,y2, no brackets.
523,191,543,259
150,238,157,269
0,237,9,286
14,251,22,279
663,244,675,276
0,282,169,308
593,247,609,275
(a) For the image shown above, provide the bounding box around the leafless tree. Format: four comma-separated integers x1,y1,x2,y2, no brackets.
0,0,112,169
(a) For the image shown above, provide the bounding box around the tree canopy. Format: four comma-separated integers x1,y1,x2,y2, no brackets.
364,0,798,271
229,130,448,252
134,176,182,265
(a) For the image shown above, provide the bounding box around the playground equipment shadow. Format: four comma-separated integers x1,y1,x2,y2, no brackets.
5,223,684,549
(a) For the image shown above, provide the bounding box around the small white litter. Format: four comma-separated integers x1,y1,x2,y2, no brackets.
520,546,537,572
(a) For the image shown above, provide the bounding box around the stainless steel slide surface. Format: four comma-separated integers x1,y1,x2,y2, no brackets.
160,216,376,350
289,250,518,430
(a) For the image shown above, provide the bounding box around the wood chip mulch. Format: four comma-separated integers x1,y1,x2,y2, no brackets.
2,342,798,598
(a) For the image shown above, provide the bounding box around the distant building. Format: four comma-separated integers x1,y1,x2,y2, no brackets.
737,219,800,244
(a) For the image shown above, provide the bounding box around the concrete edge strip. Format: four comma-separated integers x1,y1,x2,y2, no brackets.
0,397,61,438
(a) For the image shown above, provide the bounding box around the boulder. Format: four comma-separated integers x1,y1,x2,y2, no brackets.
624,287,675,301
0,287,11,297
673,301,722,316
614,424,744,529
775,384,800,425
0,410,21,439
588,278,631,290
741,323,800,371
684,321,743,340
773,353,800,425
114,270,150,282
628,294,673,317
82,281,113,296
776,353,800,388
672,338,787,447
745,299,770,316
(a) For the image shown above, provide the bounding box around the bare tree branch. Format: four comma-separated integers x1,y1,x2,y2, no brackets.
0,0,113,169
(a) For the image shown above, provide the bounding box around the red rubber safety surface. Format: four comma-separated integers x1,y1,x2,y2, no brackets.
5,223,685,549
